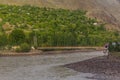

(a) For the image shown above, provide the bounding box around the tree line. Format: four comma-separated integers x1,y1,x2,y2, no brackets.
0,5,119,50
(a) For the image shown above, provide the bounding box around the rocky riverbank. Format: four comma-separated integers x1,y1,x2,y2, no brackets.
64,56,120,80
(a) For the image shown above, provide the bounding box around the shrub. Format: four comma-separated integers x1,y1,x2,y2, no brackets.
109,42,120,52
15,47,21,53
20,43,31,52
108,42,114,52
9,29,26,45
0,34,8,48
115,42,120,52
15,43,31,52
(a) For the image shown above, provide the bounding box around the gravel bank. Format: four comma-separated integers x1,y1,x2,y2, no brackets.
65,56,120,80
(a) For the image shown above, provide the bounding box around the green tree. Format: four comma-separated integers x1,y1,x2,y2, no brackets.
0,34,8,48
9,29,25,45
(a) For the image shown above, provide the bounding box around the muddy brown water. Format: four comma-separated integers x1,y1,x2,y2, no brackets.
0,51,104,80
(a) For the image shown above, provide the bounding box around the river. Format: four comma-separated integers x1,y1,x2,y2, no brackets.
0,51,104,80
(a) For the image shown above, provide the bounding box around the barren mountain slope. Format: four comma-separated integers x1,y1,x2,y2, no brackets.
0,0,120,30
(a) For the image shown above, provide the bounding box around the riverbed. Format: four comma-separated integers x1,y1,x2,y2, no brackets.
0,51,104,80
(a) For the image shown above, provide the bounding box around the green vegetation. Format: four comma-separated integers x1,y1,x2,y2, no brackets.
9,29,25,45
15,43,31,52
0,33,8,48
0,4,119,51
109,42,120,52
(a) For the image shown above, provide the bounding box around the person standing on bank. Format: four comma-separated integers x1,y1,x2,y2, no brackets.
103,43,109,56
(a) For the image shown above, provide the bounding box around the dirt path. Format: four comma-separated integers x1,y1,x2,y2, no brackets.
0,51,104,80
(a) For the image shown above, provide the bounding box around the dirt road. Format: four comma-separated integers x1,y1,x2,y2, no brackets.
0,51,104,80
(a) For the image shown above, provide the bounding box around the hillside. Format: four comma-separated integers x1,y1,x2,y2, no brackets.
0,0,120,31
0,5,119,48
